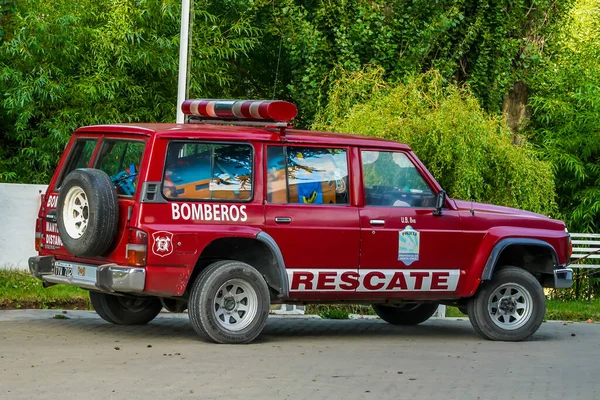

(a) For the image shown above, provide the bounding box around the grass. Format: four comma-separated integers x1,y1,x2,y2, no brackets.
308,302,600,322
544,299,600,322
0,269,90,310
445,300,600,321
2,269,600,322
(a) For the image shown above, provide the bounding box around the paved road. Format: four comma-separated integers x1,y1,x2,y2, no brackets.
0,310,598,400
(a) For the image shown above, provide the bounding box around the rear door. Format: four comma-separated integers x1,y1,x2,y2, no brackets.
41,135,148,265
41,137,99,257
263,144,360,300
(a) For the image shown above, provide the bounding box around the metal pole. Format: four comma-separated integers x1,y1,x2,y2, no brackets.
176,0,191,124
587,270,592,304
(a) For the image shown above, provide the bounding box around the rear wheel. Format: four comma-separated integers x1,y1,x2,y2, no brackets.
188,260,270,344
90,292,162,325
467,266,545,341
372,303,439,325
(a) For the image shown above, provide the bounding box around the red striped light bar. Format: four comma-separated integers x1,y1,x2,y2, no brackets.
182,99,297,122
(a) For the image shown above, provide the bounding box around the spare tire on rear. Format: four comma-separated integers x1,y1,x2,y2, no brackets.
57,168,119,257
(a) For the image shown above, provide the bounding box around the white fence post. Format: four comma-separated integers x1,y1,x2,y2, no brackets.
569,233,600,268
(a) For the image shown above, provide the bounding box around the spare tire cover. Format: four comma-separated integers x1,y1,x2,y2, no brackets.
56,168,119,257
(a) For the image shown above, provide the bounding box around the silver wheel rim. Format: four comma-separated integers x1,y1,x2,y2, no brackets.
213,279,258,332
488,283,533,330
62,186,89,239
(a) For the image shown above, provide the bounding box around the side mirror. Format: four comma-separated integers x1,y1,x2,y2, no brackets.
433,190,446,216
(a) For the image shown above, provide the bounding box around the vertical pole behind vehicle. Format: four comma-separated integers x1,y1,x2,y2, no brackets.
176,0,192,124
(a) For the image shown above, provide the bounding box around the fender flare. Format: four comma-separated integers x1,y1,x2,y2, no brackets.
256,231,289,299
481,238,559,280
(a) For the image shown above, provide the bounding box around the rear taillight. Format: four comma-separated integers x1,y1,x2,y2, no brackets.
35,218,42,252
126,229,147,266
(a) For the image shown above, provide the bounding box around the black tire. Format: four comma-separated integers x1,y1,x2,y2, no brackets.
188,260,270,344
90,292,163,325
372,303,439,325
467,266,545,341
57,168,119,257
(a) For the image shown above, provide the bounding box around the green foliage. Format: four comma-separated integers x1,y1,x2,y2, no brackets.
0,0,259,183
0,0,15,39
306,304,376,317
243,0,572,126
315,67,557,215
318,308,350,320
529,0,600,232
317,303,600,322
0,268,90,309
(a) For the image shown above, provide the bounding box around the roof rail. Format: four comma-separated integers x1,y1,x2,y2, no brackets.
186,116,290,129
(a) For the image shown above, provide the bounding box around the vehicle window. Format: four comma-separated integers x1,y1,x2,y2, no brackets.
162,142,253,201
361,150,435,207
57,139,97,189
267,146,349,205
95,139,146,197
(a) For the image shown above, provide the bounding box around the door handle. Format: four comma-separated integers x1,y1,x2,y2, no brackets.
369,219,385,226
275,217,292,224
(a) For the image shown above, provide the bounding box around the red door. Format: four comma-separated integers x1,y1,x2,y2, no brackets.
41,135,148,267
357,149,471,299
262,145,360,300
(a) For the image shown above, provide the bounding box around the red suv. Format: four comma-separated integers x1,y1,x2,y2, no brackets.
29,99,573,344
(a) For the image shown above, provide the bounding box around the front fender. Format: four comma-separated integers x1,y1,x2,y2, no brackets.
460,227,562,297
480,238,558,280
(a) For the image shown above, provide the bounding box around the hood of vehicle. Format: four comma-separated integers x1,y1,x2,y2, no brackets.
453,200,549,219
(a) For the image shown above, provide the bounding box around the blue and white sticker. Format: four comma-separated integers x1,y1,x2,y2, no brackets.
398,225,420,265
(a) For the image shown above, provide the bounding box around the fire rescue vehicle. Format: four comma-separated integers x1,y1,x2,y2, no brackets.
28,99,573,344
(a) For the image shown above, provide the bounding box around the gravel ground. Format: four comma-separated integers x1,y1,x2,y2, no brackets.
0,310,598,400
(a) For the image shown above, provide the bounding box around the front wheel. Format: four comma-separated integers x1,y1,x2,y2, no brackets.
372,303,439,325
90,292,162,325
188,260,270,344
467,266,545,341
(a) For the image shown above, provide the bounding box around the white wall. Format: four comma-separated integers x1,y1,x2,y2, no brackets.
0,183,48,270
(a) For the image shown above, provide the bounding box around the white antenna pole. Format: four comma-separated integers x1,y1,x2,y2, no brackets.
176,0,191,124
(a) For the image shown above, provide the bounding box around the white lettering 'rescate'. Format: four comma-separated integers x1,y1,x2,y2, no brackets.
287,269,460,292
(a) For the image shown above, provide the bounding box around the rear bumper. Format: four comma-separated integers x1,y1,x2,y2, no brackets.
28,256,145,293
553,267,573,289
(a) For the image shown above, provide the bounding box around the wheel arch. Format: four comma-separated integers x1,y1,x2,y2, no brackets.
482,238,558,285
187,232,289,301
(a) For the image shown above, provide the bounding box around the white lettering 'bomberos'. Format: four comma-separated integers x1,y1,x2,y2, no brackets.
171,203,248,222
287,269,460,292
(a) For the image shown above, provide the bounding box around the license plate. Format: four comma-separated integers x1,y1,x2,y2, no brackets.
54,263,73,277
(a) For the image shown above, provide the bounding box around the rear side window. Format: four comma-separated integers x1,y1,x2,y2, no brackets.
95,139,146,197
266,146,349,205
57,139,97,189
162,142,253,201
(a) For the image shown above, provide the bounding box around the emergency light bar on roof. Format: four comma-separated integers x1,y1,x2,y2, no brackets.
182,99,297,128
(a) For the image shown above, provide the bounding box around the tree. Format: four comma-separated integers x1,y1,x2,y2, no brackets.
0,0,259,183
239,0,572,127
315,67,557,215
529,0,600,232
